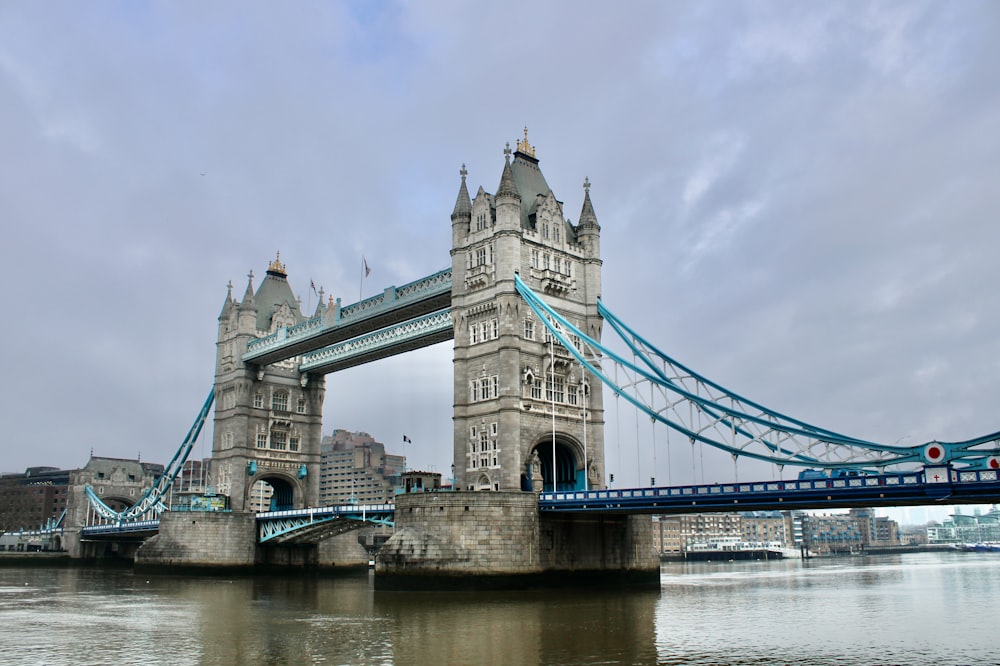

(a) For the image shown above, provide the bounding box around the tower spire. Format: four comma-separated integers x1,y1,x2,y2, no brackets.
240,270,257,311
578,177,600,231
496,143,519,200
218,280,235,320
451,163,472,220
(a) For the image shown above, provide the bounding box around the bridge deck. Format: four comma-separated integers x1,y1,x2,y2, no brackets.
540,467,1000,514
243,269,451,367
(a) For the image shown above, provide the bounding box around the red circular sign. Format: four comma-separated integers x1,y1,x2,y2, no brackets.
988,456,1000,470
923,443,946,464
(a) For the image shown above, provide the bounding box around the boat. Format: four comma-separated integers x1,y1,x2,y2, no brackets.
684,537,802,560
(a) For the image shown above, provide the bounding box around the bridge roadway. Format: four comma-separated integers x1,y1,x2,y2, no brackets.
243,268,452,369
539,466,1000,514
78,466,1000,541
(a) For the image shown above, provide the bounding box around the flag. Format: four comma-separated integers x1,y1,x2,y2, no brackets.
310,279,317,295
363,257,371,277
403,435,411,443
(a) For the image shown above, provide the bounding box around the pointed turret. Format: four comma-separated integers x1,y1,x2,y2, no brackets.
578,177,600,231
495,143,520,200
240,270,257,312
314,286,326,318
218,280,235,321
451,164,472,220
576,177,601,260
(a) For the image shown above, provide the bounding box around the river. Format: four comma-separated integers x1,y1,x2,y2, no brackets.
0,552,994,665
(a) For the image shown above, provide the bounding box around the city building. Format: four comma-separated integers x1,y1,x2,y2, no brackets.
927,506,1000,544
0,466,71,533
318,430,405,505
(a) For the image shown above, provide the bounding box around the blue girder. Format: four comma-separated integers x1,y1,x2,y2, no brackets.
257,504,395,543
514,274,1000,471
85,388,215,522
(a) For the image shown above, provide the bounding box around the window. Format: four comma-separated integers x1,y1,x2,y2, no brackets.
296,398,306,414
470,325,479,344
524,319,534,340
543,223,549,240
476,247,486,266
272,391,288,412
253,393,264,409
554,257,561,274
271,430,287,450
289,436,300,452
531,378,543,400
531,250,539,268
554,225,560,242
568,384,579,406
256,432,267,448
492,319,499,339
546,375,564,403
543,254,550,271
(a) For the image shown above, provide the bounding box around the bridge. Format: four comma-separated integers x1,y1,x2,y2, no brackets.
64,132,1000,585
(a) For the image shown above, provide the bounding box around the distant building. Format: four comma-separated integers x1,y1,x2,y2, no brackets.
654,513,742,554
318,430,405,505
0,466,71,532
927,506,1000,544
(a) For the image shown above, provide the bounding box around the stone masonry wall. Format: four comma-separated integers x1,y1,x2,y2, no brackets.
377,491,541,578
135,511,257,569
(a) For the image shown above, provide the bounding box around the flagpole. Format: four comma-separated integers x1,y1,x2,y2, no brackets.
359,257,364,301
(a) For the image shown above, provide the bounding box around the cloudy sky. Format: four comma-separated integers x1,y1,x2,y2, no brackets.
2,2,998,519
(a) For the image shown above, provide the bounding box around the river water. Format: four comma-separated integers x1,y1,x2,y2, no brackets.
0,552,995,665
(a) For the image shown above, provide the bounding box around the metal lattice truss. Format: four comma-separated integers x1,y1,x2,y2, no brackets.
257,505,395,543
299,309,453,373
86,388,215,522
514,275,1000,472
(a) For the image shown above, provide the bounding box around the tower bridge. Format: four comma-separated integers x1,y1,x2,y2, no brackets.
68,132,1000,585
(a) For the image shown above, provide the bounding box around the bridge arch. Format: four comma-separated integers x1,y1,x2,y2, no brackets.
247,472,303,511
531,435,583,492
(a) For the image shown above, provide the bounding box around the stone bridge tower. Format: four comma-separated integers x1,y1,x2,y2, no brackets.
450,131,605,493
211,254,326,511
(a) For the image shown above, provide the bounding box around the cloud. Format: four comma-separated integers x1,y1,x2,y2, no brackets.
0,2,997,502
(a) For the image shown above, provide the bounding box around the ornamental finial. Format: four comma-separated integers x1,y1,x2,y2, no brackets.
516,126,536,157
583,176,591,194
267,251,287,276
460,163,468,180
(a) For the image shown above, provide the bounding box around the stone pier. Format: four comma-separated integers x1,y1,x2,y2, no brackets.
375,491,659,589
134,511,371,571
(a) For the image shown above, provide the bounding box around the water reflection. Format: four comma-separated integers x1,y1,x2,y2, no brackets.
0,553,997,665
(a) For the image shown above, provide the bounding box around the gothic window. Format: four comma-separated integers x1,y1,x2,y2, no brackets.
531,250,539,268
271,429,287,450
256,431,267,448
543,223,549,240
272,391,289,412
253,393,264,409
296,398,306,414
554,257,561,273
470,325,479,345
476,247,486,266
546,374,565,403
289,435,300,452
554,225,560,242
491,376,499,399
531,378,543,400
489,243,494,263
524,319,534,340
543,254,550,271
565,260,572,277
568,384,579,406
492,319,499,339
